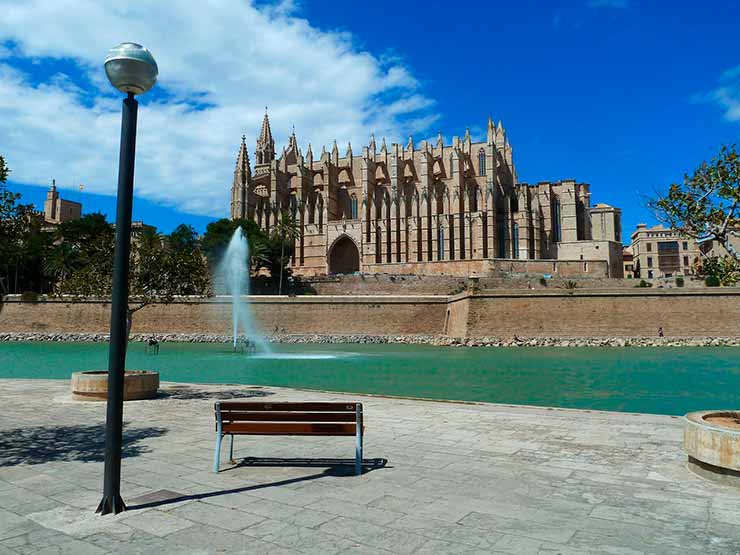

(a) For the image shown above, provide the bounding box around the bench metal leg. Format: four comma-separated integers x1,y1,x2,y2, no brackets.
213,433,223,473
229,434,235,464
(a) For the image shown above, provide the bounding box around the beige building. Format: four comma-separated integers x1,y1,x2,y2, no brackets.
43,180,81,225
231,111,623,278
630,224,699,279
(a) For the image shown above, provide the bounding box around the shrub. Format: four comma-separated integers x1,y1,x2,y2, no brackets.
675,276,685,287
637,279,652,288
705,275,721,287
539,277,547,287
563,280,578,290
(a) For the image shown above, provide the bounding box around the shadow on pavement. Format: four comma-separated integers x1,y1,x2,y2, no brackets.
127,459,388,511
0,423,166,467
158,386,273,401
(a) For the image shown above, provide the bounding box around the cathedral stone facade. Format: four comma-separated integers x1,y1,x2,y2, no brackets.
231,111,623,278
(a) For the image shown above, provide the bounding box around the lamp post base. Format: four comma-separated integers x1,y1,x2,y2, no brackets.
96,495,127,515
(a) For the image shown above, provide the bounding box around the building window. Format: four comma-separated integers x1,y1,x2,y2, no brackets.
478,150,486,176
450,155,454,176
646,242,652,252
351,194,358,219
438,227,445,260
647,256,653,268
512,223,519,259
682,241,688,250
683,256,689,267
553,199,561,243
647,270,654,279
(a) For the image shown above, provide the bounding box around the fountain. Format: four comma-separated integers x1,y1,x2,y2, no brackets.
216,227,270,354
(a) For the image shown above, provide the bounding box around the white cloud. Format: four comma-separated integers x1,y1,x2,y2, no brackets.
693,64,740,124
0,0,438,216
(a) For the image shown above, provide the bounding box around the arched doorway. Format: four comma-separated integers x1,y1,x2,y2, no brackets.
328,235,360,274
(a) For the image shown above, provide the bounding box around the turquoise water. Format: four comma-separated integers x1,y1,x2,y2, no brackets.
1,341,739,415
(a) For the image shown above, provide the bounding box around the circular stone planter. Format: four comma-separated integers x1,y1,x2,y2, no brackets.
70,371,159,401
684,411,740,487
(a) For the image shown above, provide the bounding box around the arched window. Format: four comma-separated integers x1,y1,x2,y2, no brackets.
553,198,561,242
512,223,520,259
438,226,445,260
479,150,486,176
351,194,358,219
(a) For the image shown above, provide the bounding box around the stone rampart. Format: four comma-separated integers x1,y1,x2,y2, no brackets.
0,295,447,336
2,289,739,339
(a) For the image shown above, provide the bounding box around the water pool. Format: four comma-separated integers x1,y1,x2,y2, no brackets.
1,341,739,415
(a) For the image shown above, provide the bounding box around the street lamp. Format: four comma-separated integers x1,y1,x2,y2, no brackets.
96,42,157,516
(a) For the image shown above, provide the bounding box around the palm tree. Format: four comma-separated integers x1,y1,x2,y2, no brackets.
43,242,76,294
271,212,300,295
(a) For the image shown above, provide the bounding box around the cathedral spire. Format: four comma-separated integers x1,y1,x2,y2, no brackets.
369,134,376,154
346,141,353,158
407,134,414,152
256,107,275,165
288,124,298,152
436,132,443,149
236,134,251,182
381,137,387,153
487,116,496,144
306,142,314,164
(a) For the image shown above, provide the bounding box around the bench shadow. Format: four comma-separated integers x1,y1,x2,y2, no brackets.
0,423,166,467
230,456,388,475
127,458,389,511
158,387,273,401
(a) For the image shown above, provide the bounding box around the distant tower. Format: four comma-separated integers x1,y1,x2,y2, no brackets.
255,108,275,167
45,179,59,221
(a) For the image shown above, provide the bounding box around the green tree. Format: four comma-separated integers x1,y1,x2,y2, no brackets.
57,221,211,336
0,159,50,294
201,218,262,269
270,212,300,295
650,144,740,261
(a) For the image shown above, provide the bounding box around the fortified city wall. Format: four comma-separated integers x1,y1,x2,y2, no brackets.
2,289,739,338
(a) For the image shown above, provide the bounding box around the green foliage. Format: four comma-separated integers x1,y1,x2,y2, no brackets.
201,218,262,269
0,167,50,294
675,276,685,287
695,255,740,286
705,275,721,287
269,213,300,294
539,277,547,287
0,155,9,185
563,280,578,290
637,279,652,288
649,144,740,262
49,214,115,297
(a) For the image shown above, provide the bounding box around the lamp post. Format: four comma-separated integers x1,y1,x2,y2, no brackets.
96,42,158,516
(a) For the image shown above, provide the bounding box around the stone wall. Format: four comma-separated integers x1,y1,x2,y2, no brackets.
2,289,739,339
460,289,740,338
0,296,446,336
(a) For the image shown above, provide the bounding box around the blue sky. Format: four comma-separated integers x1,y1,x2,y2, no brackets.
1,0,739,242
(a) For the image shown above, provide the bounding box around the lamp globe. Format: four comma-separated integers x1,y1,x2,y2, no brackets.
104,42,158,95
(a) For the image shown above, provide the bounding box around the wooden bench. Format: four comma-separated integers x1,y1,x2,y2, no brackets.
213,401,364,475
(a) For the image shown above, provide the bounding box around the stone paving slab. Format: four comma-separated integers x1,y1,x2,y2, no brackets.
0,379,739,554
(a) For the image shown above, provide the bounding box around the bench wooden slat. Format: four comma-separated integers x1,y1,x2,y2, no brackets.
222,422,356,436
219,402,359,412
220,411,357,423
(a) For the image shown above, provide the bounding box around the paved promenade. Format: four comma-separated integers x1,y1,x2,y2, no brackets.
0,379,738,554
